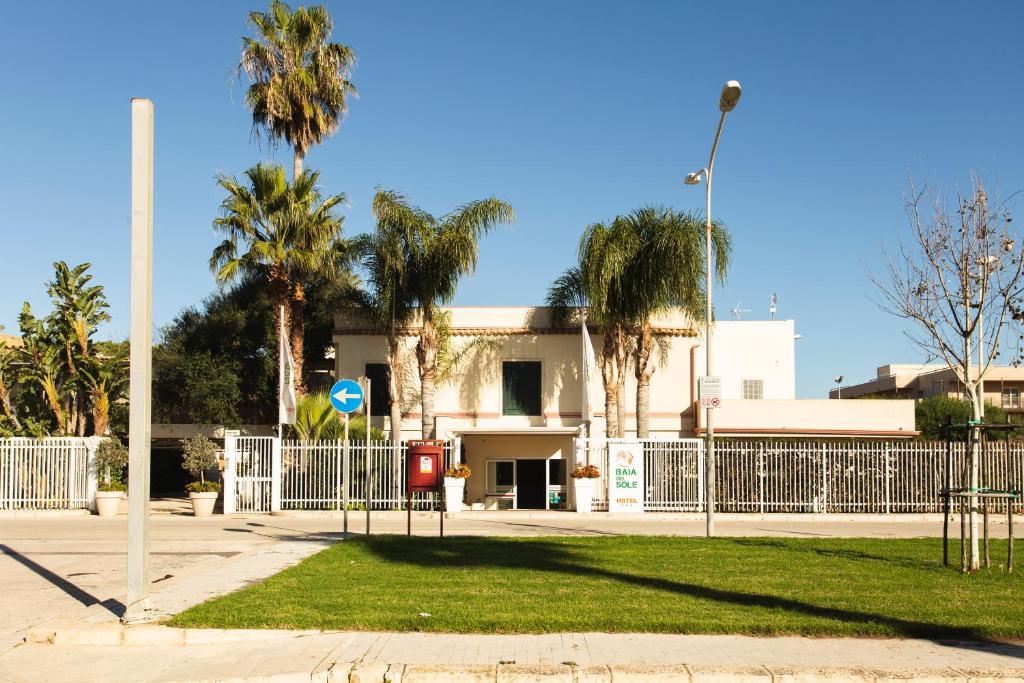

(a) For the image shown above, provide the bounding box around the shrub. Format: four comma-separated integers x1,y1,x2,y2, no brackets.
181,434,219,485
571,464,601,479
185,480,222,494
94,437,129,488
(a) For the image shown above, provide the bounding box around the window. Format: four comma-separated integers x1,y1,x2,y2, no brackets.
487,460,515,494
742,379,764,400
365,363,390,416
1003,387,1020,410
548,459,566,486
502,361,542,416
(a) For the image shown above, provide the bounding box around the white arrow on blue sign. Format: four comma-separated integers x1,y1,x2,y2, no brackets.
329,379,364,414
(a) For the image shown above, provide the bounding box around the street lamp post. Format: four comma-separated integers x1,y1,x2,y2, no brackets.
685,80,741,538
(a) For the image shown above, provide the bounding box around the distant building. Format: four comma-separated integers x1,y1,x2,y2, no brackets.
831,363,1024,418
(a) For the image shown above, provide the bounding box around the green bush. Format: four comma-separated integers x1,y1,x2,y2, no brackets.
94,437,129,488
186,480,222,494
181,433,219,487
915,395,1016,440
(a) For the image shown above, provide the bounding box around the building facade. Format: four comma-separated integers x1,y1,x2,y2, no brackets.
334,307,915,511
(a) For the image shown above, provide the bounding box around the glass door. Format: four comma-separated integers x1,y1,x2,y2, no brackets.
485,460,516,510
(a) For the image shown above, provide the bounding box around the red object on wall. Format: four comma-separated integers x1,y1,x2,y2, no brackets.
407,442,444,493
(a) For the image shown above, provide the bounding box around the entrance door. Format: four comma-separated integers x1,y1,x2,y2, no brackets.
516,459,546,509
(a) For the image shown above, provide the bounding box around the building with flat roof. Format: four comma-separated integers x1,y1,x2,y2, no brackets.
831,363,1024,418
333,307,915,510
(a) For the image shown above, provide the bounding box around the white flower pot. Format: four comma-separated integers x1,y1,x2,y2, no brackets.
189,491,219,517
573,478,595,513
443,477,465,513
95,490,124,517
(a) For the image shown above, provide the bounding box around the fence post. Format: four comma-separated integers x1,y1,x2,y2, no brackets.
884,445,891,515
758,443,765,514
223,433,237,515
270,437,282,513
697,439,706,512
820,443,828,514
84,437,100,512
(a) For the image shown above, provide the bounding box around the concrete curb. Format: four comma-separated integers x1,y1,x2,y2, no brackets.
269,510,966,523
0,509,91,519
21,627,1024,681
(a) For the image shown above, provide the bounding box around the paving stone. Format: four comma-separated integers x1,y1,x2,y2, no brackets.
403,664,497,682
497,663,574,682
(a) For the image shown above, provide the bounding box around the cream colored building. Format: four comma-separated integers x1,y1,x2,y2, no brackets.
334,306,916,510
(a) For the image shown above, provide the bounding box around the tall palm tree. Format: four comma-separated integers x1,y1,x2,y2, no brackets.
210,163,346,393
241,0,357,180
81,348,129,436
371,190,514,439
612,207,731,437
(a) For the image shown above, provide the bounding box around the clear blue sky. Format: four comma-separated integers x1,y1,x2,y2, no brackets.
2,1,1022,398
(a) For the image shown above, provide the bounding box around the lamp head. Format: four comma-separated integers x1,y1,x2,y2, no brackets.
719,80,742,113
684,170,705,185
834,375,844,384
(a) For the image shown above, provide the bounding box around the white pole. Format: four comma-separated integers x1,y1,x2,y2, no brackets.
365,377,371,534
343,412,349,536
125,98,154,623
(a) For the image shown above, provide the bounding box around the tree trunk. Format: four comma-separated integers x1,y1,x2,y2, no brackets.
76,390,87,437
92,390,109,436
0,377,22,433
293,148,303,181
417,307,439,439
387,333,404,507
271,273,292,414
634,321,655,439
968,379,982,571
290,282,306,395
601,333,617,438
614,325,628,438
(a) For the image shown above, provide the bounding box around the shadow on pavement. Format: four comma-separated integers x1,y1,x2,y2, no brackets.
0,544,125,618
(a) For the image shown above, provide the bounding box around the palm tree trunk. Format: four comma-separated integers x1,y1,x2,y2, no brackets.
0,378,22,433
614,325,628,438
601,333,617,438
271,273,292,408
293,148,303,181
417,307,439,439
634,321,655,439
290,282,306,395
92,389,109,436
387,333,403,507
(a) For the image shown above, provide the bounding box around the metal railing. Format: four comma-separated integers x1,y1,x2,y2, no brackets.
0,437,96,510
576,438,1024,513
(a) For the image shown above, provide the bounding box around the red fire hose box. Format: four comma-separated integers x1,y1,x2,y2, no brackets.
407,441,444,492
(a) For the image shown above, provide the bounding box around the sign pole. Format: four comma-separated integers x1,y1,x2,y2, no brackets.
365,377,371,535
343,412,349,536
125,98,154,624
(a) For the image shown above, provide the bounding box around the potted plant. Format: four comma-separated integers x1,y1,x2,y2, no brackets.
571,463,600,513
94,437,128,517
181,434,222,517
443,463,471,513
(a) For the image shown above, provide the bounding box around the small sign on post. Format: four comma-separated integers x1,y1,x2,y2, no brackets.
330,379,365,537
698,375,722,409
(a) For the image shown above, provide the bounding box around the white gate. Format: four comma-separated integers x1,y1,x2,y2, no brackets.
224,435,275,514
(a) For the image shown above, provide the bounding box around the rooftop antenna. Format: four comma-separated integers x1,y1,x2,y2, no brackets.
730,302,751,320
769,293,778,320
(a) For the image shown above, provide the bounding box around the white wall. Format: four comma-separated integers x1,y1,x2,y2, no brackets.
692,320,796,400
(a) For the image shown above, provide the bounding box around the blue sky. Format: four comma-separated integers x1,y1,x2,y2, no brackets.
2,1,1022,398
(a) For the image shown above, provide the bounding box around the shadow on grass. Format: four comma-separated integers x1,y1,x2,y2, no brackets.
730,538,951,572
356,536,1023,654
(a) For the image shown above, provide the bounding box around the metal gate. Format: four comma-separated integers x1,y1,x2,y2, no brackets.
224,435,276,514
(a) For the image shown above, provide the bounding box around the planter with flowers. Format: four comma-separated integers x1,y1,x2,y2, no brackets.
181,434,222,517
571,463,600,513
94,437,129,517
443,463,471,513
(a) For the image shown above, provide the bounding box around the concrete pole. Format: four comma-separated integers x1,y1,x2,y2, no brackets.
125,98,154,622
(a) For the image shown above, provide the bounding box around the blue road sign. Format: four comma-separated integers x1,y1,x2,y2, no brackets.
329,379,364,414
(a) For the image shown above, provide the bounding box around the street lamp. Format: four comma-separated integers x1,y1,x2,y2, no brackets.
684,80,741,538
834,375,844,399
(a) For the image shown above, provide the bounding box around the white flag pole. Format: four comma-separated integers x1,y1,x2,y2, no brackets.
278,305,285,441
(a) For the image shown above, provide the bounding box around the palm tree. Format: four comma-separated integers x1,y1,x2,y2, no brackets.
17,303,68,432
210,163,346,393
240,0,357,180
371,190,514,439
548,225,631,439
81,348,129,436
611,207,731,437
0,344,23,433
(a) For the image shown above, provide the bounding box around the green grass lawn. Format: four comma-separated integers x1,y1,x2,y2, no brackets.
169,536,1023,638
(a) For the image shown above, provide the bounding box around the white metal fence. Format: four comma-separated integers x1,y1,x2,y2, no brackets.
0,437,97,510
575,438,1024,513
225,436,457,513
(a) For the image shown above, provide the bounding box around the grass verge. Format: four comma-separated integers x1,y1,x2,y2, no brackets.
169,536,1022,638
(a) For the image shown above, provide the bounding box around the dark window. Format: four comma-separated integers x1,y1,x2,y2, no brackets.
502,361,542,416
548,459,566,486
495,461,515,487
365,363,390,417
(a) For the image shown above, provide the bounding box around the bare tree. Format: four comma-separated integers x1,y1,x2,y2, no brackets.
875,176,1023,571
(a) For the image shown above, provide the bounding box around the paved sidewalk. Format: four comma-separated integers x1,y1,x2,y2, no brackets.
2,629,1022,681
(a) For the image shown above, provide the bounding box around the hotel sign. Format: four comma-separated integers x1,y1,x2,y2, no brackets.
608,441,644,513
